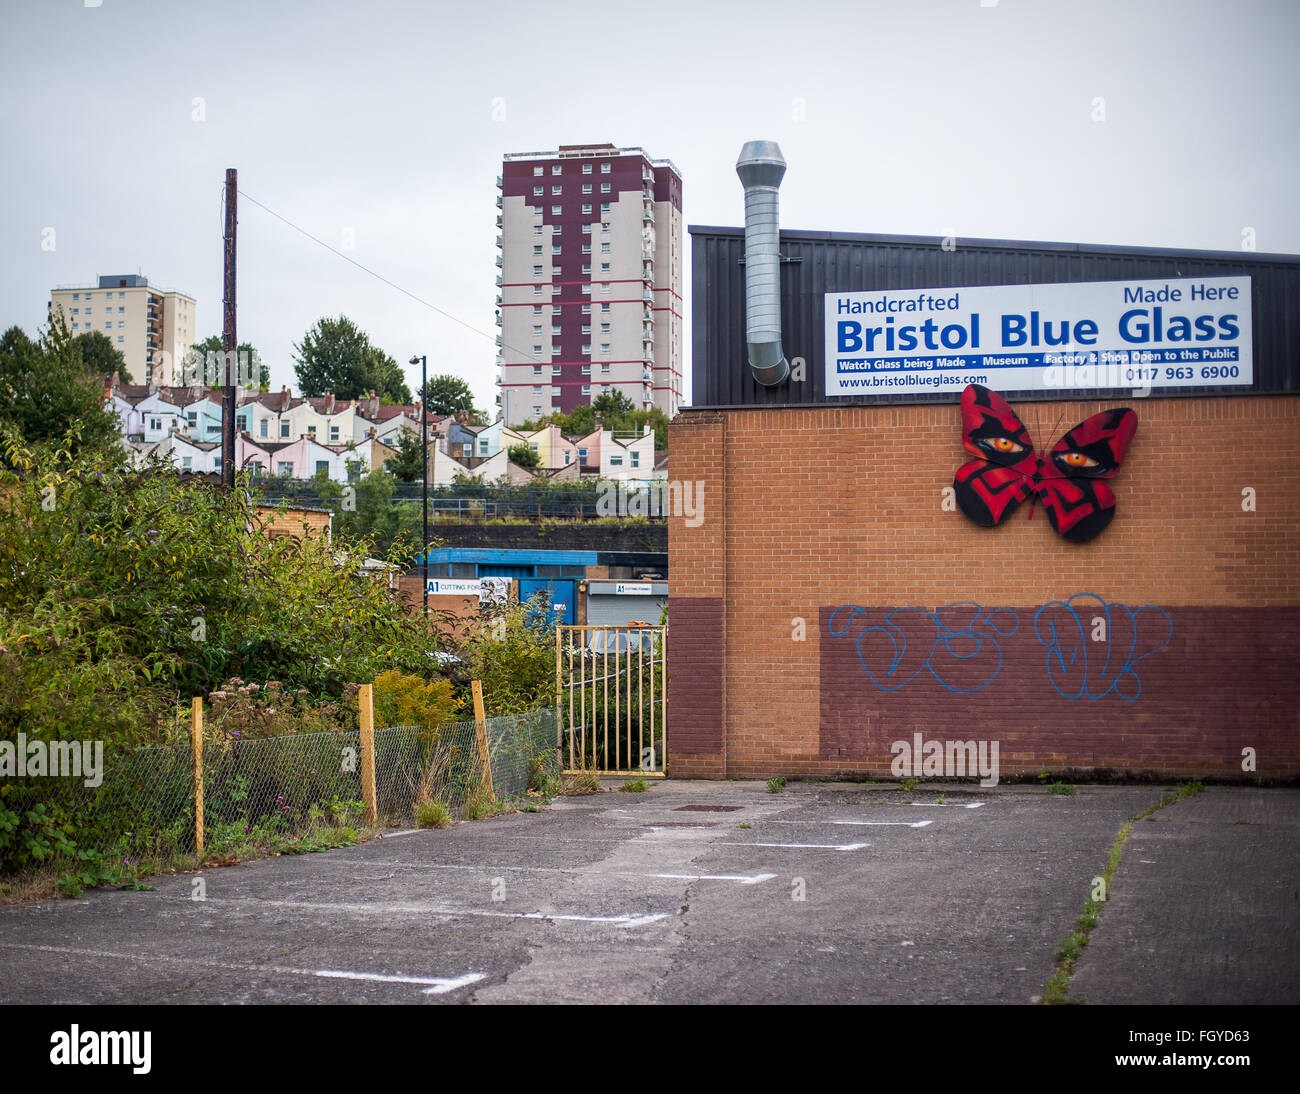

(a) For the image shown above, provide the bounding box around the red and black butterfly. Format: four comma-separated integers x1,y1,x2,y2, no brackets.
954,384,1138,543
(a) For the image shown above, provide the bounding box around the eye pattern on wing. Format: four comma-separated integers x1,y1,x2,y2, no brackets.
953,383,1137,543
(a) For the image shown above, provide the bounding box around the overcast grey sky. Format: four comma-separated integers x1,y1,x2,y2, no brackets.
2,0,1296,410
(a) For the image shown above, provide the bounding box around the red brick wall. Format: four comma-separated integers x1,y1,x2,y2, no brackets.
667,395,1300,780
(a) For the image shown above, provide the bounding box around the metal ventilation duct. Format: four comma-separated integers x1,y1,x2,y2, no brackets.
735,140,789,386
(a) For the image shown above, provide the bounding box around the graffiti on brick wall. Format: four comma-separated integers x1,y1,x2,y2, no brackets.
1033,593,1173,701
827,593,1172,701
826,603,1019,694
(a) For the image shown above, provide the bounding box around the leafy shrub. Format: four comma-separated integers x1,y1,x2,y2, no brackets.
373,670,460,737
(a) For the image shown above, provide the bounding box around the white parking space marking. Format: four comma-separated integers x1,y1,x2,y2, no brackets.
650,872,776,885
0,942,484,997
735,841,870,851
910,802,985,809
772,819,933,828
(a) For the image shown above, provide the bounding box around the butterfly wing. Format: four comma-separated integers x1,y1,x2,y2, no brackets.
954,384,1041,527
1035,408,1138,542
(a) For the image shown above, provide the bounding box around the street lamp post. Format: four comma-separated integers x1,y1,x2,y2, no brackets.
409,354,428,619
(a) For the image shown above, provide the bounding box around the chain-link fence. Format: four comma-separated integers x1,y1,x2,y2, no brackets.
1,707,560,874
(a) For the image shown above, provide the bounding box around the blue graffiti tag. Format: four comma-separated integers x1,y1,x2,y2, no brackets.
1032,593,1173,701
827,603,1020,694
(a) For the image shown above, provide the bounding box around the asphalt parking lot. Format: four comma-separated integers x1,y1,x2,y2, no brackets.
1,780,1295,1005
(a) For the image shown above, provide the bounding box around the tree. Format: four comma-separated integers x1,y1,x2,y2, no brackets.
420,374,479,418
0,315,121,456
386,428,426,482
189,335,268,390
592,390,636,418
508,442,540,469
293,316,411,403
73,330,132,384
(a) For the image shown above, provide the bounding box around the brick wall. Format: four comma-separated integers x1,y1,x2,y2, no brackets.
667,395,1300,780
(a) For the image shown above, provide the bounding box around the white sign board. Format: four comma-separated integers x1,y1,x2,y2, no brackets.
824,276,1252,396
614,583,654,595
426,579,482,597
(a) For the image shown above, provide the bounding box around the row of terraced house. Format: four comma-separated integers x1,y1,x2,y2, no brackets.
103,376,664,486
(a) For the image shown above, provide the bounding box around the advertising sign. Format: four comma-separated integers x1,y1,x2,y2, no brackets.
824,276,1252,396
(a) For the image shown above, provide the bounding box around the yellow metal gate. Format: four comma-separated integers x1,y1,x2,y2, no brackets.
555,625,667,775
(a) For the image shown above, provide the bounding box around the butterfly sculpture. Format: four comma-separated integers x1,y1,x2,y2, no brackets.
954,383,1138,543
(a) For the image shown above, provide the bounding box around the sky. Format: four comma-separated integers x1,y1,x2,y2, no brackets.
2,0,1297,413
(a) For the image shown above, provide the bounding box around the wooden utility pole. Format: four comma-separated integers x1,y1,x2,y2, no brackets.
221,168,238,488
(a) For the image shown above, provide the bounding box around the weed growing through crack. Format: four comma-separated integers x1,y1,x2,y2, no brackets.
766,776,787,793
1042,782,1205,1005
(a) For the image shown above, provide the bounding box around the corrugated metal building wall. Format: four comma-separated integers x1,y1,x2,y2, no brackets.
690,226,1300,407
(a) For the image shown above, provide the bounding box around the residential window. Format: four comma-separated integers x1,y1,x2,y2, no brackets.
533,345,543,354
118,321,125,328
581,385,591,395
534,225,543,235
581,285,591,295
601,203,610,214
600,363,610,374
315,460,330,475
600,343,610,354
582,343,591,354
582,164,592,174
601,221,610,231
551,205,561,215
330,426,339,441
551,165,561,175
601,303,610,312
581,304,592,314
533,286,543,295
116,336,124,344
259,419,268,437
117,306,124,314
182,456,192,469
281,421,290,438
582,244,592,254
551,266,561,278
601,263,610,273
551,365,561,374
534,245,543,255
533,186,543,196
552,224,562,234
582,224,591,235
581,204,592,215
533,265,543,276
582,183,592,194
533,386,542,395
479,440,489,454
72,293,79,300
552,305,562,314
601,162,611,173
533,166,543,176
581,363,591,374
551,346,561,355
150,418,162,430
551,326,561,336
601,323,610,333
600,183,611,193
600,283,611,294
610,455,623,466
277,461,293,477
533,305,543,314
552,245,561,255
533,406,542,416
578,448,588,461
581,324,591,334
187,411,198,425
552,185,561,195
582,264,592,274
631,451,640,468
533,325,542,335
550,388,560,397
307,426,317,439
533,365,543,376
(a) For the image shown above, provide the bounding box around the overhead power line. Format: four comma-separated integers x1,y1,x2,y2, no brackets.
237,189,539,365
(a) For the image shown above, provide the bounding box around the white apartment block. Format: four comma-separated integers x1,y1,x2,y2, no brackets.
50,274,196,386
495,143,682,427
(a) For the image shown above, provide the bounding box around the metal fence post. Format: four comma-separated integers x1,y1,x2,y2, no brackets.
359,683,377,824
471,680,495,799
190,696,205,857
